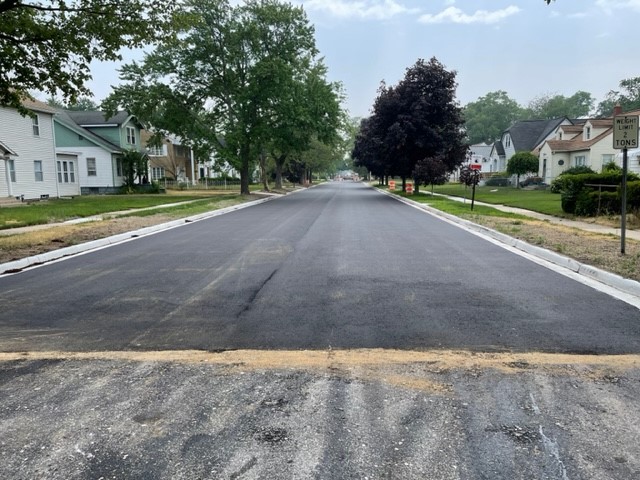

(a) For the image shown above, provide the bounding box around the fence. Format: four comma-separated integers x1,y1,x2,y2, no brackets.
159,179,243,191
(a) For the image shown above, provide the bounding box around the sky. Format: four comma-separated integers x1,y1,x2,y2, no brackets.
85,0,640,119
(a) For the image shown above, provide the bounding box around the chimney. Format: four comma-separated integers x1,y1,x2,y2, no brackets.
613,103,623,117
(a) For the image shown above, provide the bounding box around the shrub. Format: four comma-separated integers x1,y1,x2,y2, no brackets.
485,177,510,186
559,165,596,176
575,190,597,216
624,181,640,215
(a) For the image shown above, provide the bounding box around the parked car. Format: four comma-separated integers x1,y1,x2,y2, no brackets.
519,176,547,188
484,177,510,187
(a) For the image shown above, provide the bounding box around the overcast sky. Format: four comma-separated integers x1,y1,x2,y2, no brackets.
86,0,639,118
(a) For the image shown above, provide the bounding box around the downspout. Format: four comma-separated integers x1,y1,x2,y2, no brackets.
190,148,196,185
51,117,60,198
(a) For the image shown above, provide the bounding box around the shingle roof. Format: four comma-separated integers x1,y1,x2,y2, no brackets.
558,125,583,135
21,97,57,115
469,143,493,158
65,110,130,126
493,141,505,156
588,119,613,128
508,118,568,152
545,127,612,153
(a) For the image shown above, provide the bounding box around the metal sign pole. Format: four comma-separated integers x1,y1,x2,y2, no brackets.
621,147,628,255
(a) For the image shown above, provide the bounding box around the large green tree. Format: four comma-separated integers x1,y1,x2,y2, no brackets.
526,91,594,119
104,0,338,195
596,77,640,117
0,0,177,114
463,91,524,144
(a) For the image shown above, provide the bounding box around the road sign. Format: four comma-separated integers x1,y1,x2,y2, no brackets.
613,115,639,149
469,163,482,170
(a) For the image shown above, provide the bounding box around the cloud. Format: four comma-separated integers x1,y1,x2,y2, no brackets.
418,5,520,25
595,0,640,14
301,0,419,20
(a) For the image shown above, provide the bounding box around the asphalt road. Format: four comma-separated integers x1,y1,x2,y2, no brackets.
0,181,638,353
1,182,640,480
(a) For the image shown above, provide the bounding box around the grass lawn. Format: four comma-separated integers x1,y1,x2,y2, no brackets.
0,194,240,229
393,191,529,220
426,183,565,217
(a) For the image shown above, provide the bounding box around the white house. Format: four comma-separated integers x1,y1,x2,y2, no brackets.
538,118,616,182
0,98,60,200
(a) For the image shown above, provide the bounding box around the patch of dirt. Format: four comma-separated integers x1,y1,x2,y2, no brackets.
0,215,176,265
463,216,640,282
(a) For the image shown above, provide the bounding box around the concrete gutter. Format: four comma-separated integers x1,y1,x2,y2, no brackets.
380,189,640,300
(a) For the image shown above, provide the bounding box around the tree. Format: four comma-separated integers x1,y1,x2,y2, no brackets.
353,58,467,191
103,0,336,195
463,91,524,144
507,152,539,187
0,0,177,114
121,149,149,190
412,156,448,194
526,91,594,119
67,96,99,111
596,77,640,117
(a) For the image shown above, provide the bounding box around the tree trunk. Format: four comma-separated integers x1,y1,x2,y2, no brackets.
401,176,406,192
240,143,251,195
274,154,286,190
259,151,269,192
414,180,420,194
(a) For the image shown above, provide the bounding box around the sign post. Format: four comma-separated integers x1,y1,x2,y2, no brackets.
613,115,639,254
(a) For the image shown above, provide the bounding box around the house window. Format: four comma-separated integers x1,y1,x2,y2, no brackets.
57,161,76,183
558,131,563,140
602,154,614,165
575,155,586,166
32,114,40,136
87,157,97,176
34,161,43,182
585,126,591,140
151,167,165,180
126,127,136,145
504,134,511,148
8,159,16,182
116,158,123,177
147,145,165,156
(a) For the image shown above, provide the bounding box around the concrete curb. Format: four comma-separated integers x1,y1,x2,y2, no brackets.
0,196,275,275
379,188,640,299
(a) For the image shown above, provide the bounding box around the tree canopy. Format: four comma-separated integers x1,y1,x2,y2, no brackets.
596,77,640,117
103,0,343,195
352,57,467,189
507,151,539,187
463,91,524,144
526,91,594,119
0,0,177,114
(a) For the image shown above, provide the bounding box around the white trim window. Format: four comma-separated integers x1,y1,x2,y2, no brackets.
504,134,511,148
602,154,614,165
585,126,591,140
116,158,123,177
126,127,136,145
8,159,16,182
57,160,76,183
574,155,586,166
32,114,40,136
147,144,166,156
151,166,165,180
34,160,43,181
86,157,97,176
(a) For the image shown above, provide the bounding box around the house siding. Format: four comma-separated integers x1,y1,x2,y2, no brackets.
55,153,81,196
0,106,58,199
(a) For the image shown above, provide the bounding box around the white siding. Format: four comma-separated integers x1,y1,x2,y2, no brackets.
55,153,81,196
67,146,122,188
0,107,58,199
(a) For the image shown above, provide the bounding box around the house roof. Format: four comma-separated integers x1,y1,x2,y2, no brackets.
54,110,122,153
0,139,18,156
558,125,583,135
544,127,612,153
65,110,131,126
469,143,493,158
21,97,58,115
588,119,613,128
506,117,568,152
492,140,505,156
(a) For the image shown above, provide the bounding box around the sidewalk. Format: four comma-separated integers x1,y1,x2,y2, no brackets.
422,192,640,241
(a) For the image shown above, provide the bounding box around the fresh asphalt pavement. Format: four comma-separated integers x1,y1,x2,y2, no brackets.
0,181,638,353
1,181,640,480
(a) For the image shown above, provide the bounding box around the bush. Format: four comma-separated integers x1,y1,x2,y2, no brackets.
575,190,597,216
485,177,510,186
559,165,596,176
624,181,640,215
